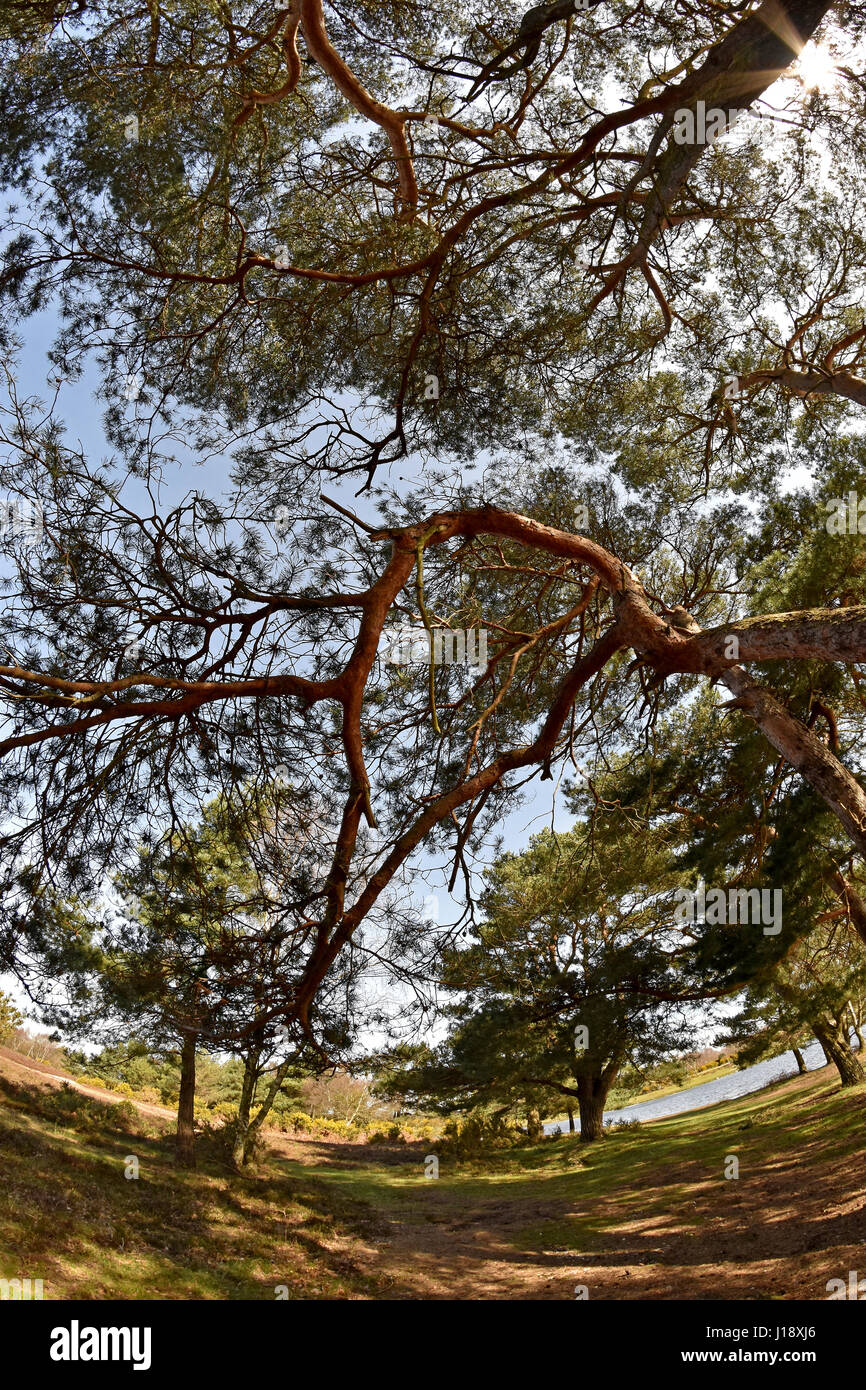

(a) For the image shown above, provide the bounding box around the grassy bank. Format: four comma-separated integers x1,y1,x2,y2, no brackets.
608,1060,740,1107
0,1055,385,1300
1,1047,864,1300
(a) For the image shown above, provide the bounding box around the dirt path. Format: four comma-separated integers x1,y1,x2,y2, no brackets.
0,1045,177,1121
5,1046,864,1300
275,1071,866,1301
270,1133,571,1299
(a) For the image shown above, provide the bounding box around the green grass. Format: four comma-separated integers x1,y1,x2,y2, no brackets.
2,1058,863,1300
271,1068,866,1259
0,1072,385,1300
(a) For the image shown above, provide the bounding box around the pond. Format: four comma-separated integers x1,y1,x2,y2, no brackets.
543,1040,831,1135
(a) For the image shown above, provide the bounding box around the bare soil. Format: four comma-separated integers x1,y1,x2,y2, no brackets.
4,1046,864,1300
276,1071,866,1300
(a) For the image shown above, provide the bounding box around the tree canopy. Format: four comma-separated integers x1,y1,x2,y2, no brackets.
2,0,866,1054
379,818,697,1138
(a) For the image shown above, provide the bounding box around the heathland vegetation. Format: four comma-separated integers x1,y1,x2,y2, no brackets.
2,0,866,1304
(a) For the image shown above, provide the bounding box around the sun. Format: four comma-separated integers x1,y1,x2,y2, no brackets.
795,43,837,92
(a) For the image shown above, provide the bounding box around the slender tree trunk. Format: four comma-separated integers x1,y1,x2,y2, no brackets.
348,1087,369,1124
230,1047,260,1171
792,1046,807,1075
812,1018,865,1087
242,1056,294,1163
566,1103,575,1133
175,1030,198,1169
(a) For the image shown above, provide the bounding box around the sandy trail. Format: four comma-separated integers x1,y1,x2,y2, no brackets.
0,1044,177,1120
5,1046,864,1300
276,1071,866,1301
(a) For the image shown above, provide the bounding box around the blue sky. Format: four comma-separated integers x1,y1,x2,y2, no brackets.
2,288,573,1043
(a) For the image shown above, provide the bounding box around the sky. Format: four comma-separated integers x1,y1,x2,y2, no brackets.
1,271,571,1045
4,23,857,1050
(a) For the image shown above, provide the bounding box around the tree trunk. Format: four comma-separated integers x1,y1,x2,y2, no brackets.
526,1107,543,1142
576,1077,607,1143
242,1056,294,1164
792,1046,807,1075
812,1018,865,1087
230,1047,260,1171
566,1103,575,1133
731,670,866,859
831,872,866,950
175,1031,198,1169
670,611,866,860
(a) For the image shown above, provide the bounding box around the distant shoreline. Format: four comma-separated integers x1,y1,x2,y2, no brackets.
546,1060,740,1127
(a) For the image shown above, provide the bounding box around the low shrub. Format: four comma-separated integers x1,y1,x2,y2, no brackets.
133,1085,162,1105
366,1123,406,1145
29,1083,145,1137
276,1110,362,1139
438,1114,526,1158
390,1114,441,1141
111,1099,141,1132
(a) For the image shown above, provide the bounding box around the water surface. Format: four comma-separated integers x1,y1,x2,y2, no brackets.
543,1040,829,1135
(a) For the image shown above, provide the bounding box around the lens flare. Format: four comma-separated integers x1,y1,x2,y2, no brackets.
796,43,837,92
